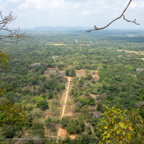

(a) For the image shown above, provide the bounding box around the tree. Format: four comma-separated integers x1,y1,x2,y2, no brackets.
0,11,35,47
0,11,35,133
30,122,45,137
36,97,44,107
39,99,49,111
86,0,140,33
65,68,76,77
45,116,52,125
61,117,69,128
0,99,30,136
97,105,144,144
0,50,10,69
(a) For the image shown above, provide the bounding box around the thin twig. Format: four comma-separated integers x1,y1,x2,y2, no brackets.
85,0,140,33
0,11,36,46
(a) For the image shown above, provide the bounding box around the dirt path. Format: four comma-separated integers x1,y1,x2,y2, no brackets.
60,77,71,119
57,77,71,141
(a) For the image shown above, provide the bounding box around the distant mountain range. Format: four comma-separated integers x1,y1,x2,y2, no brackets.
33,26,92,30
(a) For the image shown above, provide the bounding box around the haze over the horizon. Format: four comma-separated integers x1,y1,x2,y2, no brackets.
0,0,144,29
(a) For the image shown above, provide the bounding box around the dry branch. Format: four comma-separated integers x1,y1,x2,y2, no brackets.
0,11,36,46
85,0,140,33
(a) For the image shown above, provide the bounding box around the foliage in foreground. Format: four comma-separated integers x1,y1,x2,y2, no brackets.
97,104,144,144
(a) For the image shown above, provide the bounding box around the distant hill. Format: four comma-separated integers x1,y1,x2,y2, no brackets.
33,26,91,30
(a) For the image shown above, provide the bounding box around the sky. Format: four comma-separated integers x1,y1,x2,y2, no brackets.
0,0,144,29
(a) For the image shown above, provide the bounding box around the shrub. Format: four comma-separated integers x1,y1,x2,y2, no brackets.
2,126,17,138
40,76,47,82
26,105,33,113
42,94,46,99
52,118,59,124
66,119,84,134
97,102,103,112
75,102,82,108
73,106,81,112
45,116,52,125
61,117,69,128
21,100,28,107
38,100,49,111
31,122,45,137
48,93,53,99
29,109,42,118
36,97,44,107
51,126,57,132
66,120,77,134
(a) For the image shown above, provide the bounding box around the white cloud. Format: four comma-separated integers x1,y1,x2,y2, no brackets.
130,1,138,9
7,0,23,3
81,10,91,15
0,0,143,28
130,0,144,9
18,3,28,9
18,12,26,17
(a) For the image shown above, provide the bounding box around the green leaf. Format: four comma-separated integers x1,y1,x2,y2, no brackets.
122,131,126,136
116,129,121,134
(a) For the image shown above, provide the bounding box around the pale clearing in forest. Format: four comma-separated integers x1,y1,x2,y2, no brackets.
116,49,144,55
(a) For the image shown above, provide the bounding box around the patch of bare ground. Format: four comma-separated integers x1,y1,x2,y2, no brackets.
64,112,73,117
76,69,99,81
69,135,76,140
57,77,71,141
57,127,76,140
76,69,86,77
57,127,67,139
46,43,67,46
60,91,66,104
90,94,99,99
43,68,59,77
107,48,144,60
53,44,67,46
117,49,144,55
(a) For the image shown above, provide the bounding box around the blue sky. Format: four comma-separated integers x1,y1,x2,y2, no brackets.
0,0,144,29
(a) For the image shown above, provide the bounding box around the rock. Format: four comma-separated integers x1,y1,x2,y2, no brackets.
92,112,102,119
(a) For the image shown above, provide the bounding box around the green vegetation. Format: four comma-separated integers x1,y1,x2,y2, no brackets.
0,31,144,143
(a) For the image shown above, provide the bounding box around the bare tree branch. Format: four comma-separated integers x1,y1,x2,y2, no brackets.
0,11,36,46
85,0,140,34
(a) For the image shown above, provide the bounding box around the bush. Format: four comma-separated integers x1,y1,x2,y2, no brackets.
45,116,52,125
29,109,42,118
89,97,95,106
21,100,28,107
39,100,49,111
48,93,53,99
73,106,81,112
42,94,46,99
61,117,69,128
31,122,45,137
51,126,57,132
36,97,44,107
75,102,82,108
52,118,59,124
86,74,92,80
66,120,77,134
40,76,47,82
97,102,103,112
66,119,84,134
26,105,33,112
65,68,76,77
32,122,44,130
2,126,18,138
37,86,46,93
